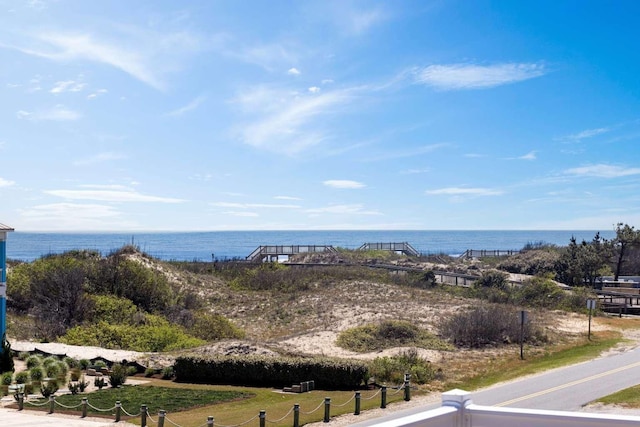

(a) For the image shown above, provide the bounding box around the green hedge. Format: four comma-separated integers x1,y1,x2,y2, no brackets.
174,355,368,390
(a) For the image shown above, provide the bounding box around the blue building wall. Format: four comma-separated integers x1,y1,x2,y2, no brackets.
0,237,6,343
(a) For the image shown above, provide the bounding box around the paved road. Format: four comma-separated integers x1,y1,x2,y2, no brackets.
351,345,640,426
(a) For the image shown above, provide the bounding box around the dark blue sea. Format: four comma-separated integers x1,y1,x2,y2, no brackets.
5,230,616,262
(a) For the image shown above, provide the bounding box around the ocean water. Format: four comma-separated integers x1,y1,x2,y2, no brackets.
5,230,616,262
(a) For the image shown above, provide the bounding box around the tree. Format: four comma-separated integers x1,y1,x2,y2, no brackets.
0,334,14,373
555,234,610,288
612,223,640,281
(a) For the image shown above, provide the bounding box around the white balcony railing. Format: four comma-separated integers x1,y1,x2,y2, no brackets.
367,389,640,427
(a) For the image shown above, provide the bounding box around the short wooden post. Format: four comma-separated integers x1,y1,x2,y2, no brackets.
323,397,331,423
381,386,387,408
207,416,214,427
293,404,300,427
141,404,148,427
115,401,121,422
404,374,411,401
259,410,266,427
158,410,166,427
18,393,24,411
354,392,361,415
82,398,88,418
49,395,55,414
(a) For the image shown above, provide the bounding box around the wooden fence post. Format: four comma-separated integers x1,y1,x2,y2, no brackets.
49,396,55,414
354,392,361,415
82,398,88,418
115,401,121,422
259,410,266,427
381,386,387,408
293,404,300,427
141,404,148,427
324,397,331,423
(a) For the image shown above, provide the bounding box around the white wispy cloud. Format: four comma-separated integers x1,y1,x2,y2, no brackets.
223,211,259,217
363,143,449,162
0,177,15,187
73,152,126,166
234,86,353,154
288,67,301,75
414,63,546,90
275,195,302,201
211,202,301,209
512,151,537,160
166,95,206,117
16,105,81,121
564,164,640,178
561,127,609,142
348,8,386,35
87,89,108,100
400,168,430,175
45,187,185,203
50,80,86,94
323,180,365,189
426,187,504,196
6,27,204,90
308,86,321,93
306,204,381,215
19,203,135,230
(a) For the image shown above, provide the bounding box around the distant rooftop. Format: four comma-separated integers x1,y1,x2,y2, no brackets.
0,223,14,231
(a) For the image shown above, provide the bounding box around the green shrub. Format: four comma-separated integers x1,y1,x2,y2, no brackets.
188,311,245,341
60,321,205,352
63,357,79,368
175,355,368,390
14,371,29,384
87,295,138,325
29,366,44,382
108,363,128,388
79,359,90,370
1,371,13,385
161,366,174,380
18,352,30,361
336,320,452,352
42,356,59,367
369,349,438,385
25,355,42,369
70,368,81,381
45,363,60,378
127,366,138,376
40,379,59,398
144,367,155,377
94,377,106,390
439,304,546,348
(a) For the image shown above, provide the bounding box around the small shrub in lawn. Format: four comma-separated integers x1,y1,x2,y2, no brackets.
68,381,80,395
29,366,44,382
18,351,30,361
40,379,59,398
126,366,138,376
78,377,89,392
25,355,42,369
108,363,128,388
1,371,12,385
94,360,107,368
161,366,174,380
14,370,29,384
94,377,106,390
144,367,155,377
79,359,90,370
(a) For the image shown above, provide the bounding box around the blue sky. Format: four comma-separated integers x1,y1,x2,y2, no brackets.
1,0,639,231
